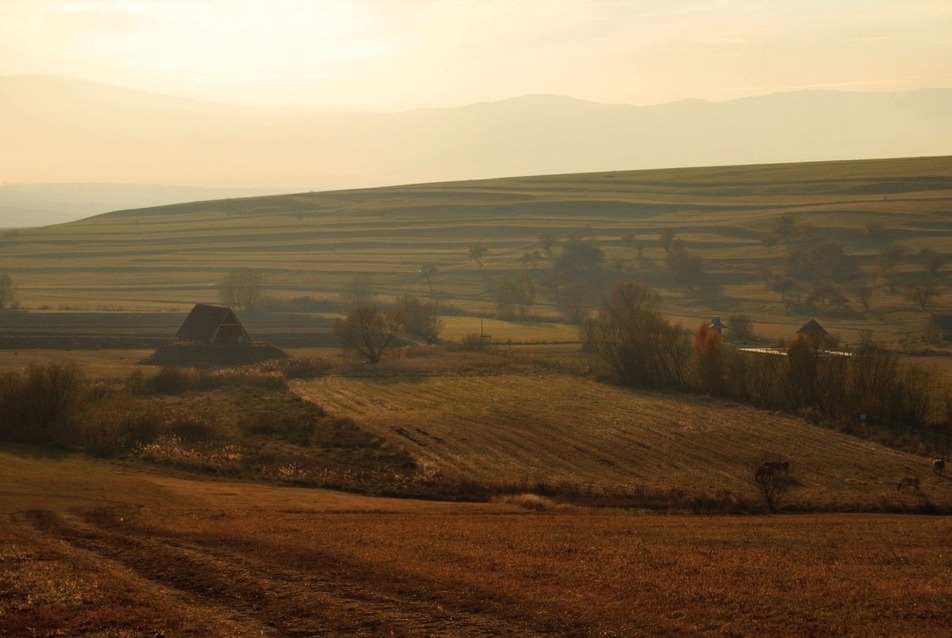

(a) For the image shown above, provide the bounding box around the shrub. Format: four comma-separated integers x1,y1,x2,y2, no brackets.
150,366,190,394
0,363,85,446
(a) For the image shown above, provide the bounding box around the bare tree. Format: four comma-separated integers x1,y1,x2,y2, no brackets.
919,248,948,277
494,273,536,319
904,280,939,311
856,285,874,311
393,295,443,343
468,245,489,270
521,251,543,269
877,243,909,278
556,281,596,324
726,314,754,343
582,282,689,389
753,464,792,512
622,233,644,258
332,304,400,363
419,264,438,293
340,275,376,310
0,273,18,310
666,247,705,289
219,269,262,311
658,229,676,253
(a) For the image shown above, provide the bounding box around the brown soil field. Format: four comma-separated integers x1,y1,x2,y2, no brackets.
2,447,951,638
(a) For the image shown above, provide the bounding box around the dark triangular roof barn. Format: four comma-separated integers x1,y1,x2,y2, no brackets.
796,319,828,336
176,304,250,344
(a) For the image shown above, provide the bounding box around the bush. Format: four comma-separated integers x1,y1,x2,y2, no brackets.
582,282,690,389
0,363,85,446
150,366,191,394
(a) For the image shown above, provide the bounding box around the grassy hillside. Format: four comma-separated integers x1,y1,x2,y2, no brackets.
2,156,951,349
295,361,951,510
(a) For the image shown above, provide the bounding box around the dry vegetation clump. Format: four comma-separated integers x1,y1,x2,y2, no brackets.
0,362,423,494
493,493,563,511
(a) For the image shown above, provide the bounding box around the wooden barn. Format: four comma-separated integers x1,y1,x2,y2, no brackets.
176,304,250,345
796,319,828,338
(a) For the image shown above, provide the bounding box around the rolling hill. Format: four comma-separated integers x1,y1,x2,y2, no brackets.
1,156,950,347
1,75,950,226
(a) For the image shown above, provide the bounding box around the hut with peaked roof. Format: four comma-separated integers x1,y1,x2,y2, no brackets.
176,303,250,345
709,316,725,333
796,319,827,337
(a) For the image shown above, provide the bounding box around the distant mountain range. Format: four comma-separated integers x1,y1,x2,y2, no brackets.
1,75,950,227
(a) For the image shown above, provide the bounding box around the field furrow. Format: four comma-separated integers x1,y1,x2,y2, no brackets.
295,373,952,507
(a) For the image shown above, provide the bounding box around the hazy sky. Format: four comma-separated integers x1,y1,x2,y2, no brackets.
1,0,951,111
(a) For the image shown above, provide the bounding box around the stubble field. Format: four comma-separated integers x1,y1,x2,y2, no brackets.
2,448,952,638
3,156,952,635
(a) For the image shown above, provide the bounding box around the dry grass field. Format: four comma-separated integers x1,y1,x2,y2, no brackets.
2,156,950,348
2,157,952,635
294,369,952,510
2,447,952,638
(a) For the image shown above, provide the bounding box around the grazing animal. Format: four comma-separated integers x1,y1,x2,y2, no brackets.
897,476,920,493
932,459,946,476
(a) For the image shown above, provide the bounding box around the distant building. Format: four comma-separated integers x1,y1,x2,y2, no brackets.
796,319,828,337
709,316,725,332
176,303,250,345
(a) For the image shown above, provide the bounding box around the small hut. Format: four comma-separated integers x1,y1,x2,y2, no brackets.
143,303,287,367
176,304,250,345
796,319,828,338
709,316,725,333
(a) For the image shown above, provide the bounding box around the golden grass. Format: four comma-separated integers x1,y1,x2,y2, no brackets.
0,348,152,377
2,155,950,351
2,447,951,637
293,369,952,510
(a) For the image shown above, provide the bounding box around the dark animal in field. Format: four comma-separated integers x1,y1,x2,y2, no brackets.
932,459,945,476
756,460,790,479
897,477,920,493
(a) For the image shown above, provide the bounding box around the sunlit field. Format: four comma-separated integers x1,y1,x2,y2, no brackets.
2,157,952,636
2,448,951,638
2,156,950,349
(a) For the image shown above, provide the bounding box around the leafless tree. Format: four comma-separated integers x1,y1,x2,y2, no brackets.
726,314,754,343
658,229,676,253
582,282,690,389
419,264,438,293
0,273,18,310
340,275,376,310
753,464,792,512
393,295,443,342
556,281,596,324
219,269,262,311
332,304,400,363
494,273,536,319
468,245,488,270
904,280,939,311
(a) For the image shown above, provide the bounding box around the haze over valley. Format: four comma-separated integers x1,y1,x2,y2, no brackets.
3,76,950,227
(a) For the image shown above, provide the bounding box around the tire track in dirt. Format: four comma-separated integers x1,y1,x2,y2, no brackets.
21,508,593,637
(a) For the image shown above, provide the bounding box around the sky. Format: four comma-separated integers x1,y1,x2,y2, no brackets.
1,0,951,111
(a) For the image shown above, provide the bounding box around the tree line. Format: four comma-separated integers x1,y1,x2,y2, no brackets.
583,282,949,437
